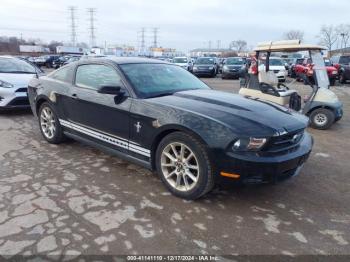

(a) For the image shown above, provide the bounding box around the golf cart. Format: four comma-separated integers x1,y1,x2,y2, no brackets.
239,40,343,130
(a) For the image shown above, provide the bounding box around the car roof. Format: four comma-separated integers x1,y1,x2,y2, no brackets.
78,57,169,65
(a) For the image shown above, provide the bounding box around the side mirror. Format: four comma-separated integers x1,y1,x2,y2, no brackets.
98,85,123,95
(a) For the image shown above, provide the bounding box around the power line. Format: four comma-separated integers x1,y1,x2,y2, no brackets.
68,6,77,46
87,8,97,47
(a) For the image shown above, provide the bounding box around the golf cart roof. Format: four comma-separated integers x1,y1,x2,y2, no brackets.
254,40,326,52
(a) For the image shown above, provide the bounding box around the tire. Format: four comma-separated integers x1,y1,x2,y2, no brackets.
309,108,335,130
339,73,346,84
155,132,215,200
329,78,336,86
38,102,66,144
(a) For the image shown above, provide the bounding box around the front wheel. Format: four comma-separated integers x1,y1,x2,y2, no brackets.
309,108,335,130
339,73,347,84
155,132,214,199
38,102,66,144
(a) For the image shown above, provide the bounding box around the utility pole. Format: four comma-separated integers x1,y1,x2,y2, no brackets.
141,28,145,53
68,6,77,46
87,8,97,48
153,28,158,48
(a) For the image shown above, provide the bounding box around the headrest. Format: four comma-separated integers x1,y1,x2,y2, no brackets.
259,70,279,86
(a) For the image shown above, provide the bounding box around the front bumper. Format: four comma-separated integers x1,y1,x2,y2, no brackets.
215,132,313,184
0,87,30,109
193,68,216,76
222,70,240,78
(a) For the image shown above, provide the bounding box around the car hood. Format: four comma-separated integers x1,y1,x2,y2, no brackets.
0,73,36,87
147,89,308,136
268,65,286,70
174,63,188,66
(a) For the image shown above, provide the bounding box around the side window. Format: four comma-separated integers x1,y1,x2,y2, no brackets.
50,67,71,83
339,56,350,65
75,64,122,90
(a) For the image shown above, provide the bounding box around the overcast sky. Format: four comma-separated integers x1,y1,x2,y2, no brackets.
0,0,349,52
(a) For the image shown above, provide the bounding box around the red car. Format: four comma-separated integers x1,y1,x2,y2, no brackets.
294,58,338,86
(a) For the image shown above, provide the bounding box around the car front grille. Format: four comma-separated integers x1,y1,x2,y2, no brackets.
273,70,280,73
7,97,30,106
264,129,304,154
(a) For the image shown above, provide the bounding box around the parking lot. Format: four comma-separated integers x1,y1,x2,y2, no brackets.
0,77,349,258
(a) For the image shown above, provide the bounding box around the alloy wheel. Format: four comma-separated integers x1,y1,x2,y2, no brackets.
40,107,56,139
160,142,200,192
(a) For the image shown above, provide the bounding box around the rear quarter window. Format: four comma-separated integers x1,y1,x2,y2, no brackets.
49,66,73,83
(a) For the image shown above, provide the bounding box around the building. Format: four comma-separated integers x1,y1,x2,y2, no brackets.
19,45,49,53
189,48,233,57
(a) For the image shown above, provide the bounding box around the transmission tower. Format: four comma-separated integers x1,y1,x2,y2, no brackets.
87,8,97,47
153,28,159,48
141,28,146,52
68,6,77,46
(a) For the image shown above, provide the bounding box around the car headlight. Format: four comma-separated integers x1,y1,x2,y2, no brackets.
209,66,214,70
232,137,267,151
223,65,229,71
0,80,14,88
193,66,198,70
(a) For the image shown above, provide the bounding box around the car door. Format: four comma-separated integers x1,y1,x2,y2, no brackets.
62,63,132,153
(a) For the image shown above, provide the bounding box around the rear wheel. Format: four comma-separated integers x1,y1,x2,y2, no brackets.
339,73,347,84
38,102,65,144
155,132,214,199
309,108,335,130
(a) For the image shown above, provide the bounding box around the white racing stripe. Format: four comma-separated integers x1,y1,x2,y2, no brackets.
59,119,150,157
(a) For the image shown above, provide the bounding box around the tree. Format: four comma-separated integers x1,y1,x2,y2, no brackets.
283,30,304,42
48,41,63,53
336,24,350,50
230,40,247,53
318,25,338,55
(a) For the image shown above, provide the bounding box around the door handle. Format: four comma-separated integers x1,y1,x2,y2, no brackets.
71,93,78,99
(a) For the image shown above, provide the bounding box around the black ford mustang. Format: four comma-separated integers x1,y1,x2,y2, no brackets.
28,57,313,199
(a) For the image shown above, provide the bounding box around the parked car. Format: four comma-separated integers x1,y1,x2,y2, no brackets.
0,56,42,110
259,57,288,82
221,57,246,79
28,57,313,199
52,56,70,69
62,56,81,66
289,58,305,78
331,55,350,84
295,58,338,86
34,55,60,68
172,57,190,71
192,57,218,77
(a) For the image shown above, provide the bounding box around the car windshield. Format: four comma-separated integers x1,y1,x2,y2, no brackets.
310,51,330,88
120,63,210,98
226,58,245,65
324,60,331,66
173,58,187,63
0,57,36,73
269,59,283,66
196,58,215,65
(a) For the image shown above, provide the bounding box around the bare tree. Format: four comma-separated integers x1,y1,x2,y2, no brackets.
283,30,304,41
336,24,350,50
318,25,338,55
230,40,247,53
